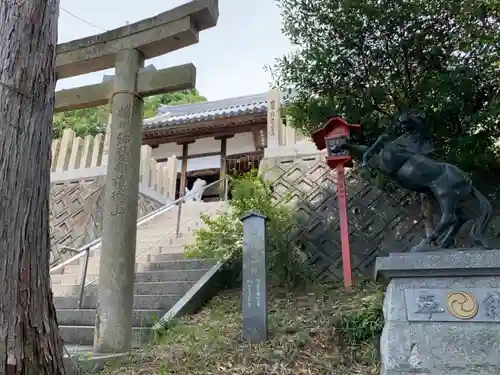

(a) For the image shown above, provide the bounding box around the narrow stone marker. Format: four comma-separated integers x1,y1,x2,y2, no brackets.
240,212,268,344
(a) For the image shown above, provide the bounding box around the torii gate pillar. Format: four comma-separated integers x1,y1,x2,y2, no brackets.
94,49,144,353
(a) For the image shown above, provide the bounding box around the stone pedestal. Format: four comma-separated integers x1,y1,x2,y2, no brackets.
376,250,500,375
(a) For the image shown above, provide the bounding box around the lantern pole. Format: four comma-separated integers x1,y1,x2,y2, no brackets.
311,117,359,291
335,162,352,290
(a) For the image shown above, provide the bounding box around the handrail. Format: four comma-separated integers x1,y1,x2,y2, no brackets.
50,175,230,309
50,176,228,274
83,213,201,290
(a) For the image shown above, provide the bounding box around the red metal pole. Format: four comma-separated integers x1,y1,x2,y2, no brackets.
336,163,353,290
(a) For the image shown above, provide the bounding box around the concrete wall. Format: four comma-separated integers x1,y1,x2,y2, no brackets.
51,128,177,201
264,89,318,158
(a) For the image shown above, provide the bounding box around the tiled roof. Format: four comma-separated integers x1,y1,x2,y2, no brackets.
143,92,269,130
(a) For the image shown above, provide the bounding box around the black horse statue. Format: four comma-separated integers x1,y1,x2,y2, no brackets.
333,112,492,252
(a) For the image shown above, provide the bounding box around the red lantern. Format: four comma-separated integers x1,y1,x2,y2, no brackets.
311,117,361,291
311,116,361,168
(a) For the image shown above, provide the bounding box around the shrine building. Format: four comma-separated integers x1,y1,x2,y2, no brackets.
141,90,314,201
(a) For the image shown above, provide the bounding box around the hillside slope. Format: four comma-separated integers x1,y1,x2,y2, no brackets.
91,282,383,375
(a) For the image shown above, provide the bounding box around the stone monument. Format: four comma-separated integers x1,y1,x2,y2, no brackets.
376,250,500,375
240,212,268,344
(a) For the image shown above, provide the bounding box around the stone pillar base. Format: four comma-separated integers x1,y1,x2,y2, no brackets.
376,250,500,375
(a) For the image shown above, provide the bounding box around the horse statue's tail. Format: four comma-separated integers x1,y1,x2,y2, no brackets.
470,187,493,248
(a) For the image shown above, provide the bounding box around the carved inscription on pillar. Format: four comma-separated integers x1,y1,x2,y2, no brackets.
110,103,132,216
269,100,276,137
110,132,131,216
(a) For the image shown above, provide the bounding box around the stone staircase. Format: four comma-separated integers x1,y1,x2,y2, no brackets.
51,201,225,348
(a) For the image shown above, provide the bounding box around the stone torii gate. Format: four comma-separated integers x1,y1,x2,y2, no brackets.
54,0,219,353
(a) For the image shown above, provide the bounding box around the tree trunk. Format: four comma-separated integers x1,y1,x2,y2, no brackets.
0,1,66,374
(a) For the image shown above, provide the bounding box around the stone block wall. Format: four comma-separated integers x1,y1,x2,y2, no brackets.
259,152,426,281
260,151,500,281
49,170,166,266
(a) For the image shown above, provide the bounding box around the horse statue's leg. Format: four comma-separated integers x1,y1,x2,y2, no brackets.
410,194,459,252
361,134,389,167
468,186,493,248
438,207,467,249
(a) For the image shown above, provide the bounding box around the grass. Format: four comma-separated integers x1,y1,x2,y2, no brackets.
91,281,383,375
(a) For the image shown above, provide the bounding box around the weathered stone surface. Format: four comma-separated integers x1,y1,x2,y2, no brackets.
376,249,500,280
56,0,218,79
378,250,500,375
49,177,164,267
241,212,268,344
55,64,196,112
95,48,145,353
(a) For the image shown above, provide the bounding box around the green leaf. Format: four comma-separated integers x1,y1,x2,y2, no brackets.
272,0,500,176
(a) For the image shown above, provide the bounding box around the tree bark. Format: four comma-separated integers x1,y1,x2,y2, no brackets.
0,1,66,374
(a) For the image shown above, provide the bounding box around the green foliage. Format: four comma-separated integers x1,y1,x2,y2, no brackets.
52,89,206,139
272,0,500,175
335,293,384,346
142,89,207,118
185,170,313,287
53,106,108,139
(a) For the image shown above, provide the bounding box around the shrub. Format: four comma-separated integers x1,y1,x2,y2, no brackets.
185,170,313,287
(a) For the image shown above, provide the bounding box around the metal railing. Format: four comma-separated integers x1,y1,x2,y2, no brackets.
49,176,230,309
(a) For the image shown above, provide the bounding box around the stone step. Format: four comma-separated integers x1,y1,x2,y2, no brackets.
54,294,180,310
137,236,195,247
49,201,221,274
135,252,187,263
83,245,190,265
139,217,206,230
60,326,150,347
140,221,204,232
139,219,204,229
137,222,199,231
147,253,194,263
61,259,212,276
51,267,209,285
61,241,194,268
71,246,175,265
57,309,164,326
52,281,195,297
138,259,214,272
52,253,189,281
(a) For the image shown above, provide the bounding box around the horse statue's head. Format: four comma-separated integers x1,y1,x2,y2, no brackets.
393,111,427,135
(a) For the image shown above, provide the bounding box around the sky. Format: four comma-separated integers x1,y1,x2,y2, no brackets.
57,0,294,101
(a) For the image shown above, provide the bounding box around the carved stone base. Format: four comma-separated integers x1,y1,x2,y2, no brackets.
376,250,500,375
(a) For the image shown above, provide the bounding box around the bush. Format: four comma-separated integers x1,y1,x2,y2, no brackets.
185,170,314,287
